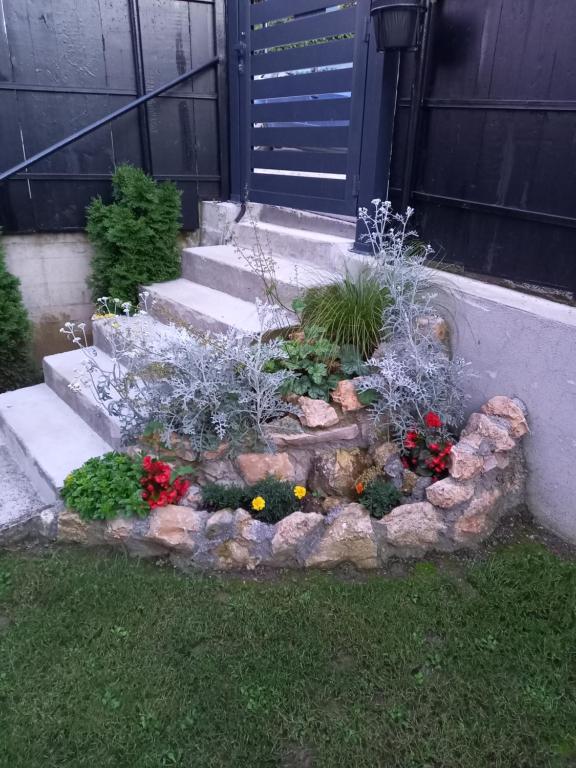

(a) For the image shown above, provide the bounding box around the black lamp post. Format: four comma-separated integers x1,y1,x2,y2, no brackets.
370,0,426,52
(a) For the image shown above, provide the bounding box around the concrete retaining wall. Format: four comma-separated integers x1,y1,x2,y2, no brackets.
3,233,94,359
435,271,576,543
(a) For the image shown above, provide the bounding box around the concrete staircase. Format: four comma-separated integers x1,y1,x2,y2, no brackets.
0,202,359,505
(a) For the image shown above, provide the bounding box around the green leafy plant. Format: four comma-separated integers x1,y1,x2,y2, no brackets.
266,326,341,401
356,477,402,519
300,269,391,360
0,237,37,393
86,165,182,306
61,452,149,521
202,476,303,524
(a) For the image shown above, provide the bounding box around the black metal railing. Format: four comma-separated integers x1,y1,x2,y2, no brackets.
0,56,220,184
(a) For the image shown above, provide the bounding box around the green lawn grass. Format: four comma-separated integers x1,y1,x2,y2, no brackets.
1,545,575,768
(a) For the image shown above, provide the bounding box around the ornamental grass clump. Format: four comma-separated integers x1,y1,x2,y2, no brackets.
86,165,182,306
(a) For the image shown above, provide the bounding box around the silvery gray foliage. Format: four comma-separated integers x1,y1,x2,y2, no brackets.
357,201,469,438
61,297,295,452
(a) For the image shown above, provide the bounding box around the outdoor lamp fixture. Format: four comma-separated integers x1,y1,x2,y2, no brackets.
370,0,427,51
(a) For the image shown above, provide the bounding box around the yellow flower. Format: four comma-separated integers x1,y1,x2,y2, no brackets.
251,496,266,512
92,312,116,320
293,485,307,500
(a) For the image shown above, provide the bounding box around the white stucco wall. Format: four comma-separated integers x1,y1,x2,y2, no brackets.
435,271,576,542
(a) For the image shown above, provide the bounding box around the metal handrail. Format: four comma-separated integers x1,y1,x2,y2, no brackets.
0,56,220,184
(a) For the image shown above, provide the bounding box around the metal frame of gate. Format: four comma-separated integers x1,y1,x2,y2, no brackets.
228,0,378,217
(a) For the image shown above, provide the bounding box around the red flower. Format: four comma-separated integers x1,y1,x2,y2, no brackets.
424,412,442,429
355,481,364,495
428,442,440,453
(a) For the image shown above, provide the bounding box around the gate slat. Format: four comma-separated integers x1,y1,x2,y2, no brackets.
252,7,356,51
252,69,353,100
249,189,351,215
251,0,342,26
251,38,355,76
252,149,348,174
252,96,351,124
251,171,346,199
252,125,349,148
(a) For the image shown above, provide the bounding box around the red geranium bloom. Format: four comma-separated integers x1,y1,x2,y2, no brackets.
424,412,442,429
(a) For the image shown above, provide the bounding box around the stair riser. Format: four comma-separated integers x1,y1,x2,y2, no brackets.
182,250,302,307
43,360,122,449
0,420,57,504
259,205,356,239
232,224,354,273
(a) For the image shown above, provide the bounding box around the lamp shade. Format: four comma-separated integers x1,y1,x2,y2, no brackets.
370,0,426,51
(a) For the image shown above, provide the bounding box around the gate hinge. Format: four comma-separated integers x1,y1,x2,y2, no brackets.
235,34,247,74
352,173,361,199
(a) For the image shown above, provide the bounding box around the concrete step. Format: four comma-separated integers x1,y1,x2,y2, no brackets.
182,244,335,306
232,219,358,273
145,278,294,334
43,347,122,449
0,384,112,504
92,313,181,356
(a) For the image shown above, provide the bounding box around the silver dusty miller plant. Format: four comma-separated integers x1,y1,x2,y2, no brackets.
61,296,295,452
357,200,469,438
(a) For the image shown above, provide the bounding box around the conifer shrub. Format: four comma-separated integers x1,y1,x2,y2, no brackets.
86,165,182,305
0,237,37,393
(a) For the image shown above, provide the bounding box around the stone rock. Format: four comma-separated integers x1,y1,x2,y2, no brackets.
452,488,503,545
411,475,433,502
236,452,297,484
205,509,235,540
401,470,419,496
384,455,405,490
449,442,484,481
482,452,510,474
212,509,273,570
322,496,344,512
146,506,207,552
305,504,378,569
298,396,340,428
200,459,243,486
426,478,475,509
331,379,364,412
202,442,230,462
264,415,360,449
312,448,370,497
58,509,106,546
105,517,135,542
461,413,516,452
379,502,447,551
416,315,450,346
271,511,324,565
371,441,400,468
179,484,203,509
481,396,528,439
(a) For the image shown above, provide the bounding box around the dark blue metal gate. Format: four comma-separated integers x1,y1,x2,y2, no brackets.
229,0,373,216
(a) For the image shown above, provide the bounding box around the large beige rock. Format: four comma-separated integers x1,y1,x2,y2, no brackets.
452,488,503,545
312,448,370,497
264,415,360,449
461,413,515,452
481,396,529,439
236,452,296,484
205,509,235,539
449,442,484,481
58,509,106,546
298,396,340,428
331,379,364,412
379,502,446,550
105,517,135,542
305,504,378,569
271,511,324,565
426,478,475,508
212,509,272,570
146,506,207,552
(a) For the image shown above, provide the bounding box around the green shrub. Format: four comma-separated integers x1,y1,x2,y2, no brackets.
300,269,392,360
266,326,341,401
61,452,148,521
358,478,402,519
0,237,37,393
202,476,301,524
86,165,182,306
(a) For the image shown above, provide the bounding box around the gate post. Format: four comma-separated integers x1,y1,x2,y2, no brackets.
354,36,401,251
